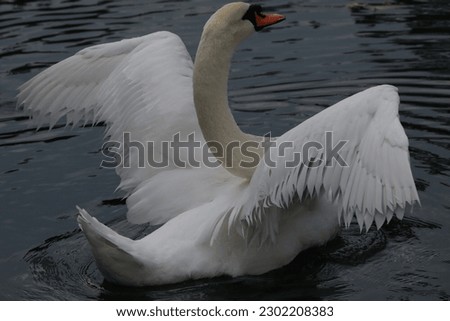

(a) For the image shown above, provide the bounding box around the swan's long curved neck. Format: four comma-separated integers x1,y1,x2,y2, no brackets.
193,33,262,179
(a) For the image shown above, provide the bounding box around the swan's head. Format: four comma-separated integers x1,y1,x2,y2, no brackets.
202,2,285,46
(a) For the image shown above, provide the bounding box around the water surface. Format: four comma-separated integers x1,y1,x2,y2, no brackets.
0,0,449,300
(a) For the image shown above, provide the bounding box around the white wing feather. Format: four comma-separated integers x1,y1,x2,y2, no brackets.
18,31,199,190
219,85,420,244
17,31,235,224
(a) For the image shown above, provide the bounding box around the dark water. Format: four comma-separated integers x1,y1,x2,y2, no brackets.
0,0,449,300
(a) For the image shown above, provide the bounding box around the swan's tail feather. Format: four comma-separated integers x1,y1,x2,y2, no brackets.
76,206,145,286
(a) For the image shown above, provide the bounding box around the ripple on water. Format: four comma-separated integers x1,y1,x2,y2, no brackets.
22,216,440,300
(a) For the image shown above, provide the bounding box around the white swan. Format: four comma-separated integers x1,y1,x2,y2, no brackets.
17,2,420,286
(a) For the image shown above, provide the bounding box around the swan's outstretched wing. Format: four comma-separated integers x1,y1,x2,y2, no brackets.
17,31,202,193
17,31,232,225
218,85,420,244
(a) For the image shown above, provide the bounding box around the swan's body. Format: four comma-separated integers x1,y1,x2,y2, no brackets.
18,3,420,286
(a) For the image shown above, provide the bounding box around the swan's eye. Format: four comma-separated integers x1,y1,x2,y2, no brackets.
242,4,264,30
254,5,264,15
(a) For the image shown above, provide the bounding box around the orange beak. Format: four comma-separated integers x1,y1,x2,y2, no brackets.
255,13,285,29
